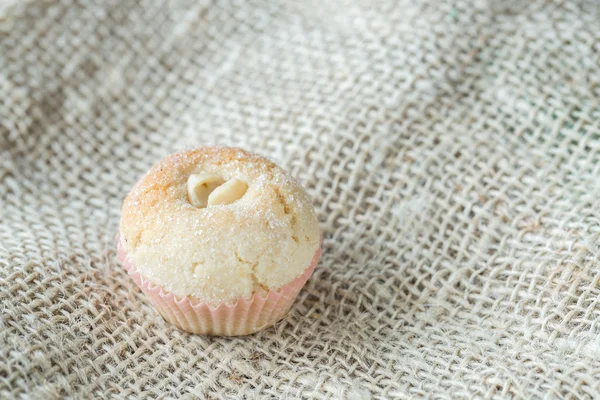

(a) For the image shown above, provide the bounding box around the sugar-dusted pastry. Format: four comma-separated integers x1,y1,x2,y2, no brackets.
117,147,321,336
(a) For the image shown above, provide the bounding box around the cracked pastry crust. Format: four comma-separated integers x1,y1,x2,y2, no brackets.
119,147,320,305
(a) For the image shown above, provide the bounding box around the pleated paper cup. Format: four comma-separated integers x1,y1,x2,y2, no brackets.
116,235,320,336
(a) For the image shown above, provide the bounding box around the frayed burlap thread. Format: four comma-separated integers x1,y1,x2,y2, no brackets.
2,0,600,398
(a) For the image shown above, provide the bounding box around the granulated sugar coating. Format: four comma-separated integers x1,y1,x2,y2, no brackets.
119,147,320,305
3,0,600,395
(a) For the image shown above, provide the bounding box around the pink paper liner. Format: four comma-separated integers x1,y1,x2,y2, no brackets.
116,234,321,336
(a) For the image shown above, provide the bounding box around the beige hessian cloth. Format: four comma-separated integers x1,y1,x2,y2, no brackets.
2,0,600,398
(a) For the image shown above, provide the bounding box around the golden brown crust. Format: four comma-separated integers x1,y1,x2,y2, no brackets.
119,147,320,305
121,147,282,247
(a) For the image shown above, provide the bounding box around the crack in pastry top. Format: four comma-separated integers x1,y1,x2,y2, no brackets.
120,147,320,305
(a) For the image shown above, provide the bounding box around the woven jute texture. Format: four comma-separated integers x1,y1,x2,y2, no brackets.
2,0,600,398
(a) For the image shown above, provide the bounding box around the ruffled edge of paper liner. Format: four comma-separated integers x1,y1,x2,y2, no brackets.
116,234,320,336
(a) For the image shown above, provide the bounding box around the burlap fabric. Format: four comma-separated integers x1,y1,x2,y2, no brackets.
2,0,600,398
